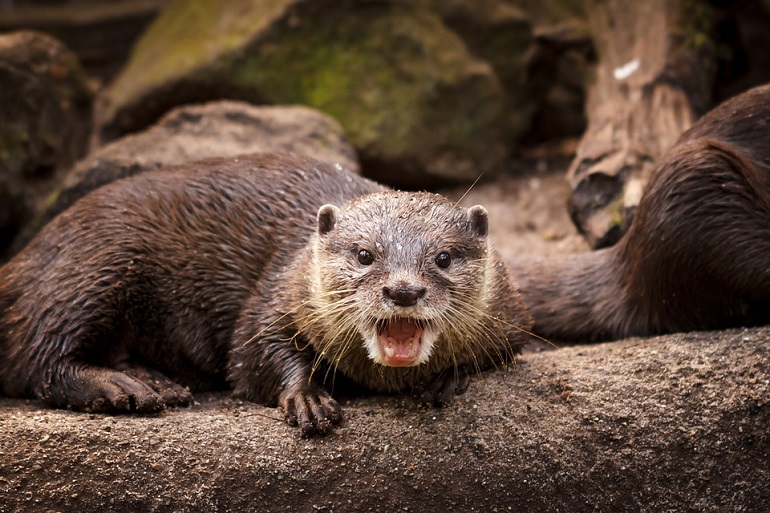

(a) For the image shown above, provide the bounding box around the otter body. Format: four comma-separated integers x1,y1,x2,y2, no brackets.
511,84,770,342
0,153,529,435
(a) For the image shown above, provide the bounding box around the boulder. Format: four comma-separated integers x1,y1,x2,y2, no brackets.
0,327,767,511
430,0,536,139
0,0,168,82
11,101,358,254
98,0,519,186
0,30,93,260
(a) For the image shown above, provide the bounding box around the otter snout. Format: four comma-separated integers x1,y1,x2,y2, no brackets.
382,285,426,307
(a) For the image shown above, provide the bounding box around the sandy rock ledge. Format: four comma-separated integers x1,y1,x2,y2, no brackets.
0,327,768,512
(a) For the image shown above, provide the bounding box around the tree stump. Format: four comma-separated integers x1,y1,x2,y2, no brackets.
568,0,716,248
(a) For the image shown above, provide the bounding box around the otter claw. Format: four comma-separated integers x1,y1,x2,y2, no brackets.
280,387,343,437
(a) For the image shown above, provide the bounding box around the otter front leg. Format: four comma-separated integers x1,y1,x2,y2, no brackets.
417,365,472,406
228,332,343,436
278,378,342,436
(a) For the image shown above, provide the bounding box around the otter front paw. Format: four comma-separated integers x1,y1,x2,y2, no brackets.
418,366,472,406
279,386,343,437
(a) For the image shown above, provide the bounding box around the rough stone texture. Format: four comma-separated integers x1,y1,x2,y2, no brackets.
523,19,593,143
10,101,358,255
0,0,169,82
493,0,593,144
0,30,94,259
713,0,770,102
97,0,523,186
429,0,536,140
0,328,767,512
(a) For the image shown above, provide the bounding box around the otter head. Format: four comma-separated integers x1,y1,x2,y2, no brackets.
311,191,491,368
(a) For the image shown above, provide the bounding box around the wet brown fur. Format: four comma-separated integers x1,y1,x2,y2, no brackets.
0,153,530,435
510,84,770,342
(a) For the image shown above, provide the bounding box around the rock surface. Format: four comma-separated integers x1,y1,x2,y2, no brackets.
1,328,767,512
0,0,168,82
430,0,536,139
97,0,529,185
1,6,769,511
10,100,358,255
0,30,93,259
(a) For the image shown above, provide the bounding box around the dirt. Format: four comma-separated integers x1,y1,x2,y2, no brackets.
1,158,768,512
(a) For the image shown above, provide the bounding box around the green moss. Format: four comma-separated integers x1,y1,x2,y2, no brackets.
109,0,292,108
45,189,62,209
0,130,29,170
224,8,503,160
607,193,626,229
106,1,508,177
682,0,715,52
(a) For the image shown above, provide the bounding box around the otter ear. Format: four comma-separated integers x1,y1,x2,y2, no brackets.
317,204,339,235
467,205,488,237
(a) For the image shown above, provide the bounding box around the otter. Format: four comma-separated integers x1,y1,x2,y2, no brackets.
509,83,770,342
0,153,530,435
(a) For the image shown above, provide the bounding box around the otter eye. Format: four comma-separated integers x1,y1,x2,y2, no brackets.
435,251,452,269
357,249,374,265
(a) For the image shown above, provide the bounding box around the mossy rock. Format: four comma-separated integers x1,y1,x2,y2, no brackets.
100,0,516,185
0,31,93,260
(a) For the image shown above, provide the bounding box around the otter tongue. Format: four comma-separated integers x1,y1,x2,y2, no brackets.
378,318,423,367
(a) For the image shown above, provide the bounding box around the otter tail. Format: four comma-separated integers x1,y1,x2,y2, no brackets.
506,249,639,343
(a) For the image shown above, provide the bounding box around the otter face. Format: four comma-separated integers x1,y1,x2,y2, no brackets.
312,192,490,367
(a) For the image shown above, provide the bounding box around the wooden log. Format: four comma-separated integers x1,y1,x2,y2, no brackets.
568,0,716,247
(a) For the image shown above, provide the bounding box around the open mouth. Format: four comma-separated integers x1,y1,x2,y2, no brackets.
376,317,426,367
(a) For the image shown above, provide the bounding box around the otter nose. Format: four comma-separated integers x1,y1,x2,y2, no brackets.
383,285,426,307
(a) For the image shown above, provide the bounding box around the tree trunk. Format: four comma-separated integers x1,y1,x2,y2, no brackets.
568,0,716,248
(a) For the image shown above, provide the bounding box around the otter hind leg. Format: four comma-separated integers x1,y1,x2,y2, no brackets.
40,362,185,413
114,361,194,408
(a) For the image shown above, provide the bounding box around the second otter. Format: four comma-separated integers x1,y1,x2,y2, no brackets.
510,83,770,342
0,153,530,435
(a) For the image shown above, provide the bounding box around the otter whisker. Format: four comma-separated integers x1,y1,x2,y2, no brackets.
453,170,487,208
459,299,557,350
240,288,358,346
306,308,361,385
438,303,510,374
323,328,359,386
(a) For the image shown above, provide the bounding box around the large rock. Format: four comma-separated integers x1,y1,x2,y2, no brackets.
523,19,593,143
0,327,767,511
0,0,169,82
98,0,522,186
430,0,536,139
0,30,94,260
11,101,358,254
